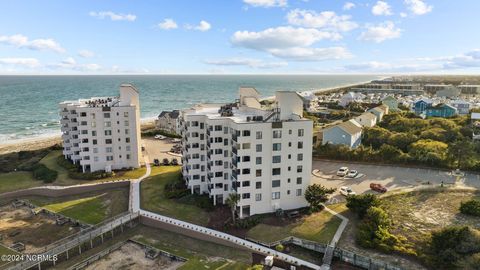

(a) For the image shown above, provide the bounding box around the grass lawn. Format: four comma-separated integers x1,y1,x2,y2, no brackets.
135,226,250,270
247,210,341,244
0,244,18,268
0,171,42,194
27,188,129,224
140,166,210,226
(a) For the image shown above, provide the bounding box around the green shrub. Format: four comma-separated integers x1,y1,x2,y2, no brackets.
141,128,181,138
346,194,380,218
275,244,285,252
460,200,480,217
235,216,261,229
32,164,57,183
56,155,112,180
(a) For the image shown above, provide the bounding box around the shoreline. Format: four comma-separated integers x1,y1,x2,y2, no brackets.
0,119,157,155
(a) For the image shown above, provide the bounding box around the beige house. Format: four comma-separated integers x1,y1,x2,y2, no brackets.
354,112,377,127
368,105,389,123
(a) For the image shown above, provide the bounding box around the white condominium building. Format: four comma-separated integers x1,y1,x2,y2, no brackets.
59,84,142,173
180,87,313,218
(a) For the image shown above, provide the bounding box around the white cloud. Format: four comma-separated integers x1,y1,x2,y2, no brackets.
78,49,95,58
359,21,401,43
0,34,65,53
158,18,178,30
185,20,211,31
232,26,341,51
344,61,440,72
204,58,287,69
243,0,287,8
372,1,393,16
400,12,408,18
231,26,350,61
89,11,136,21
268,47,352,61
49,57,101,71
0,58,40,68
441,49,480,69
286,9,358,32
405,0,432,15
343,2,356,11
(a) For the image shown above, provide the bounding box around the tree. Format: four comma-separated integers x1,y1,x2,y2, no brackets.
460,199,480,217
304,184,336,211
362,127,392,149
247,265,264,270
346,194,380,218
448,140,476,169
409,139,448,166
225,193,240,223
388,132,417,152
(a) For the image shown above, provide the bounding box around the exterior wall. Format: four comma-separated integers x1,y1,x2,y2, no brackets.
414,101,432,115
426,106,457,118
157,115,179,134
322,127,361,148
354,114,376,127
382,99,398,112
450,102,470,114
367,109,384,123
180,106,312,218
59,85,141,173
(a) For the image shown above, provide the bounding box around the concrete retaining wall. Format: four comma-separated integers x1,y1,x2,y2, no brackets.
0,180,129,201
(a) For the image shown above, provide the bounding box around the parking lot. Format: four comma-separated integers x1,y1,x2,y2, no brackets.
311,160,480,203
142,137,182,164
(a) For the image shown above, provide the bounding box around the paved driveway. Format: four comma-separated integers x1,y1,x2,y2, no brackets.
312,160,480,203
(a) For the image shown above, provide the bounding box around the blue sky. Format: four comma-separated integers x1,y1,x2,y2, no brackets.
0,0,479,74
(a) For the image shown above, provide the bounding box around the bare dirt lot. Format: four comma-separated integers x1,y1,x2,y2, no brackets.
0,204,79,253
85,242,184,270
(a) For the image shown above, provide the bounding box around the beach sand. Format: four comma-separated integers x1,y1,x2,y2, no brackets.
0,119,157,155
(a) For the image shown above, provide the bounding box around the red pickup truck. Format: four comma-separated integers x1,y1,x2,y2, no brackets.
370,183,387,193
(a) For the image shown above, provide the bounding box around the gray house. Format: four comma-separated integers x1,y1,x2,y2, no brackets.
322,119,363,148
156,110,180,134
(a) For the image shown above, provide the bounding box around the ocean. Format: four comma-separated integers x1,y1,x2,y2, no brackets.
0,75,381,143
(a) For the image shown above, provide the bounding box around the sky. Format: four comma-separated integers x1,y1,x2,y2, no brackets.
0,0,479,75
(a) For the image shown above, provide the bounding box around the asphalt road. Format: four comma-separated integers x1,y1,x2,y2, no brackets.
312,160,480,203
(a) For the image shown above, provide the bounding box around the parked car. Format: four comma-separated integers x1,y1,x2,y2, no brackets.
172,138,181,143
154,134,166,140
162,158,170,166
370,183,387,193
339,186,356,196
153,159,160,166
336,167,349,177
171,158,179,166
346,170,358,178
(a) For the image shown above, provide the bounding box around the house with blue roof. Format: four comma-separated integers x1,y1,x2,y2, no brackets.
425,103,458,118
414,99,433,116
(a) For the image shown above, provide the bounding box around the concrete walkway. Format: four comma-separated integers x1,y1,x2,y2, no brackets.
319,204,349,269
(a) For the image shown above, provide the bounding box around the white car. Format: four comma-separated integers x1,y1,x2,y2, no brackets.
339,186,356,196
154,135,166,140
172,138,181,143
346,170,358,178
336,167,349,177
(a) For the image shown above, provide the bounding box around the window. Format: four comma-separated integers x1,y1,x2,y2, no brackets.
272,168,281,175
124,120,129,126
242,130,251,136
224,127,228,134
126,137,130,143
105,139,112,144
256,181,262,189
297,177,302,184
125,129,129,135
242,193,250,199
215,172,223,177
256,131,262,139
256,169,262,177
255,194,262,201
289,129,292,135
93,148,98,153
126,146,131,151
80,121,87,126
256,157,262,165
272,156,281,163
106,147,112,153
297,153,303,161
124,112,129,117
242,143,251,149
298,129,304,137
272,180,281,188
92,139,97,145
92,131,97,136
106,156,113,161
94,157,99,162
81,130,88,135
273,143,281,151
242,156,250,162
297,166,303,173
272,192,280,200
242,181,250,187
256,144,262,152
80,112,87,117
105,130,112,136
298,141,304,149
287,190,291,195
126,154,131,160
104,113,110,118
273,130,282,138
91,121,96,127
215,125,222,131
296,189,302,196
242,168,250,174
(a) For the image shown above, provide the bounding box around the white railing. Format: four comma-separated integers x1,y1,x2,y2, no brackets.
139,210,321,270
